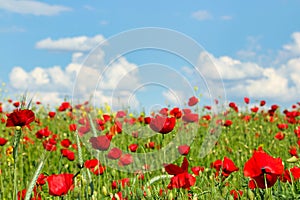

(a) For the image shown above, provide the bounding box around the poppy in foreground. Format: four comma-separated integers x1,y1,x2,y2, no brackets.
6,109,35,128
47,173,74,196
164,157,196,190
244,149,284,189
149,115,176,134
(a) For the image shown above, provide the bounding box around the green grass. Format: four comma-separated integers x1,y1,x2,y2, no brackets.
0,99,300,200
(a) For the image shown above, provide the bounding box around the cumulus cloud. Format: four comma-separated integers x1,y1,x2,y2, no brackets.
9,65,77,92
191,10,212,21
36,35,105,51
198,52,264,80
196,31,300,105
10,34,142,108
283,32,300,55
0,0,71,16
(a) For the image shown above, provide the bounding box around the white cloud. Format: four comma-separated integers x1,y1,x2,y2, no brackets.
9,65,77,92
9,34,142,109
220,15,232,21
241,68,292,100
283,32,300,55
35,35,105,51
191,10,212,21
198,52,264,80
0,0,71,16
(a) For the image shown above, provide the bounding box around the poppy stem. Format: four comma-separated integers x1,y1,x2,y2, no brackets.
13,126,22,200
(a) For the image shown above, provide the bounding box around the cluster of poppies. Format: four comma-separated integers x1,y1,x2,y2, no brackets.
1,96,300,199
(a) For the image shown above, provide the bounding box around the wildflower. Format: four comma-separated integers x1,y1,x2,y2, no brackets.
118,154,133,166
178,145,190,155
128,144,138,152
61,139,72,148
107,147,122,160
0,137,8,146
47,173,74,196
6,109,35,128
164,157,196,190
188,96,199,106
149,115,176,134
244,97,250,104
61,149,75,161
281,166,300,183
244,150,284,189
89,135,112,151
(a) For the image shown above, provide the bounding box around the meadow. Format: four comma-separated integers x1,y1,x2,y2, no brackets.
0,95,300,200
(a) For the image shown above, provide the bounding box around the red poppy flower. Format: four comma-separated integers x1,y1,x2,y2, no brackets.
191,166,204,176
149,115,176,134
251,107,259,113
202,114,211,121
102,114,111,122
58,102,71,112
221,157,239,177
89,135,112,151
118,154,133,166
0,137,8,146
61,138,72,148
223,120,233,127
116,110,126,118
13,101,20,108
90,166,106,175
36,173,47,186
107,147,122,160
145,141,155,149
281,166,300,183
244,150,284,189
128,144,138,152
229,102,239,112
274,132,285,140
260,100,266,106
277,123,288,130
159,107,169,116
169,107,182,119
188,96,199,106
78,125,90,136
35,127,52,139
182,113,199,123
289,146,298,157
204,105,211,110
244,97,250,104
69,124,77,132
84,158,99,169
110,121,122,135
61,149,75,161
43,137,57,151
211,159,222,171
144,117,151,124
6,109,35,128
164,157,196,190
47,173,74,196
48,111,56,118
178,145,190,155
230,190,243,200
85,160,106,175
211,157,239,178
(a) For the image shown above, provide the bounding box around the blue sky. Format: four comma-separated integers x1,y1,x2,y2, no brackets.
0,0,300,111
